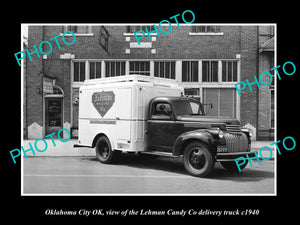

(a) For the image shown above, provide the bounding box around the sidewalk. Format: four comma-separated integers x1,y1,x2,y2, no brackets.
22,139,96,157
252,140,274,159
21,139,275,158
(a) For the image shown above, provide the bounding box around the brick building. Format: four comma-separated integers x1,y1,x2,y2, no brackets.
24,24,275,140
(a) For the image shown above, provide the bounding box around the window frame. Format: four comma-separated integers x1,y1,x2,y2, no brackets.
73,61,86,82
202,60,218,83
203,87,236,118
150,101,174,120
189,26,224,36
222,61,238,82
123,25,158,36
105,61,126,77
154,61,176,79
89,61,102,79
126,26,155,33
129,61,150,76
270,89,275,129
182,61,199,82
63,25,94,36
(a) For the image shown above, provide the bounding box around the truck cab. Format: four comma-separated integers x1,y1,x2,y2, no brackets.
145,96,254,177
74,75,255,177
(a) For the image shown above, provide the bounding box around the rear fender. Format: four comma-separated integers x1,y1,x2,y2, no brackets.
92,132,115,150
173,129,216,156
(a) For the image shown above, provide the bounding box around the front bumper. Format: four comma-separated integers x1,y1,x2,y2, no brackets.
215,151,256,162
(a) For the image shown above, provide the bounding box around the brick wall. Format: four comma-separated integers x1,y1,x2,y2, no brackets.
39,25,243,60
26,26,73,138
26,26,44,130
258,52,273,130
257,25,275,140
258,51,274,140
43,59,71,124
26,25,261,138
239,26,259,130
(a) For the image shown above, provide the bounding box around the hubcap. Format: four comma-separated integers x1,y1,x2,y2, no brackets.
100,144,109,159
189,148,206,169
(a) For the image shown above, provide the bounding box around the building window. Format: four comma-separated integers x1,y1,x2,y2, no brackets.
184,88,200,101
222,61,238,82
191,26,221,33
270,89,274,128
105,61,126,77
154,61,175,79
202,61,218,82
89,62,101,79
73,62,86,82
129,61,150,76
126,26,154,33
65,25,92,34
269,54,275,89
184,88,199,96
99,26,109,54
182,61,198,82
203,88,236,118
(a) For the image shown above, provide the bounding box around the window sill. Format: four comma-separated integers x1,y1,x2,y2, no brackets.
123,33,157,36
181,81,200,83
72,82,84,88
60,33,94,37
189,32,224,36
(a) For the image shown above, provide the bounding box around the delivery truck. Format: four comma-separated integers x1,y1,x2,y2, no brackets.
74,75,254,177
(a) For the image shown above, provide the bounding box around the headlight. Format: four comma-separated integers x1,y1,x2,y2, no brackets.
248,129,253,137
218,129,224,139
208,127,224,139
241,128,253,137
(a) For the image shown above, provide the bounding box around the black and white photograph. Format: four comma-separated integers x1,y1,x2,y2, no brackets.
20,23,278,195
5,5,298,224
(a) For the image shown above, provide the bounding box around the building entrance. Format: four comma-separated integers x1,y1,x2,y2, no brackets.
45,98,63,136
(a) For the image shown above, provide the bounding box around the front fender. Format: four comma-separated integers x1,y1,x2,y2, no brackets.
173,129,216,156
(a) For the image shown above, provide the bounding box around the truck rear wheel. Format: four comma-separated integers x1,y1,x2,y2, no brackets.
183,142,215,177
95,136,120,164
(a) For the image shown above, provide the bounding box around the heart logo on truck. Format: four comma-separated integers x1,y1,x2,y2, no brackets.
92,91,115,117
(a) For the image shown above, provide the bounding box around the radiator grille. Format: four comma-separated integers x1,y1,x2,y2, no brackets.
217,132,249,153
226,124,241,132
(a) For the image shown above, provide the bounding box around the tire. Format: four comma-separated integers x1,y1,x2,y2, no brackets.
183,142,215,177
95,136,120,164
221,160,248,172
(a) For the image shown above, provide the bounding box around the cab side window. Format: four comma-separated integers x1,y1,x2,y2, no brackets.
151,102,173,120
189,99,205,115
190,101,200,114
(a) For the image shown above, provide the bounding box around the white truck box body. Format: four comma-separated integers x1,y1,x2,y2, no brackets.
78,75,184,152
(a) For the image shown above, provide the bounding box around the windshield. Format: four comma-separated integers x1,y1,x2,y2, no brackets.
172,99,204,116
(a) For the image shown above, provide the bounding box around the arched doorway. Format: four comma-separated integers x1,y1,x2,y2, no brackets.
44,85,64,136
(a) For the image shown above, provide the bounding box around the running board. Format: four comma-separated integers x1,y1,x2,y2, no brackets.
139,151,179,158
73,144,93,148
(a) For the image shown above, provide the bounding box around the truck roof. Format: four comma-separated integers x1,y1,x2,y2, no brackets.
83,75,179,87
151,96,190,102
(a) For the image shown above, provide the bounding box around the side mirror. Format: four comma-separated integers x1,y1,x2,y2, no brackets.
201,103,213,115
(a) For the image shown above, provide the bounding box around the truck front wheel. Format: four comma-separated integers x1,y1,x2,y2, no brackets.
95,136,120,164
183,142,215,177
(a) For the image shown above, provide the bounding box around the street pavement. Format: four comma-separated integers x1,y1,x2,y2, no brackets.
22,153,275,195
